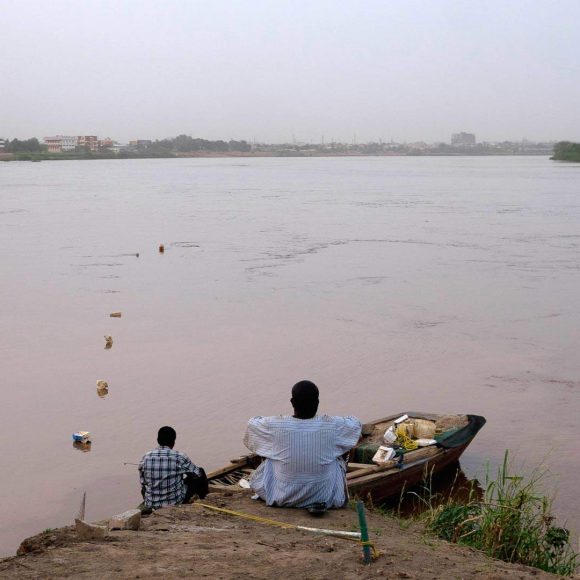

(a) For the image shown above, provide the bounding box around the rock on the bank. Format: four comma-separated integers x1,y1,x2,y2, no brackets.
75,519,108,540
108,509,141,531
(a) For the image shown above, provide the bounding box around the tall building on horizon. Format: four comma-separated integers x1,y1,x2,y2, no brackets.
451,132,476,147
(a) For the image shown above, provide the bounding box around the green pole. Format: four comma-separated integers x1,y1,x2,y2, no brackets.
356,500,372,565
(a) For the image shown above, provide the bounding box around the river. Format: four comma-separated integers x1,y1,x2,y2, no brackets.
0,156,578,555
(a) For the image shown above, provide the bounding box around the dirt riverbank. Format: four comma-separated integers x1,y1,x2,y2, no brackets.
0,491,563,579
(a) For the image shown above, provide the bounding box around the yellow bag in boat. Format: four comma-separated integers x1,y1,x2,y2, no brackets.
413,419,436,439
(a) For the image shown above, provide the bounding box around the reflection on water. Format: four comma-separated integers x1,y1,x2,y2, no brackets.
382,463,484,517
72,442,92,453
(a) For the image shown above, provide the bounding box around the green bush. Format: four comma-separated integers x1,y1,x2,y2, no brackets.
426,452,577,576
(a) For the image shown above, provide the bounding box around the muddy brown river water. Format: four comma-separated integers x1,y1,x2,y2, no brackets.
1,156,579,556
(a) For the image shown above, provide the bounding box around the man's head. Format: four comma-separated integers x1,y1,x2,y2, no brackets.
157,426,177,448
291,380,319,419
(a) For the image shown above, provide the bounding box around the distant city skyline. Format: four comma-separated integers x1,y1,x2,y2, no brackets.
0,132,556,159
0,131,561,147
1,1,579,143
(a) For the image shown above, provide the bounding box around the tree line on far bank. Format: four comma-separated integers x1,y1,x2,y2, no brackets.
551,141,580,161
147,134,251,154
1,135,252,157
2,138,46,153
3,136,579,161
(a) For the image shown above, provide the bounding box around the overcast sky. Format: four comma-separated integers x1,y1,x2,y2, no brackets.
1,0,579,143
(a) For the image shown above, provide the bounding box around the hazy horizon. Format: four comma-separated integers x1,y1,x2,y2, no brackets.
2,1,579,143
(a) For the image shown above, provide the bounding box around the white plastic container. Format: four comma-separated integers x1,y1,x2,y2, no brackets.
372,445,396,465
72,431,91,443
393,414,409,425
383,426,397,444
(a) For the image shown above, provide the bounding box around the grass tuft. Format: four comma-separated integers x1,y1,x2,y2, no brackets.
422,451,577,576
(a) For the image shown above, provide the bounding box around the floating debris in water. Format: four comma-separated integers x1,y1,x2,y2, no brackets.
96,379,109,398
104,336,113,349
172,241,200,248
110,312,122,318
158,244,165,253
72,431,91,443
96,380,109,398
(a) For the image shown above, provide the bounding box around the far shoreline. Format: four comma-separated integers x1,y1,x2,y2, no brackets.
0,151,552,162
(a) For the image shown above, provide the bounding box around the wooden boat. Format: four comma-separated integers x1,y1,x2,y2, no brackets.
207,411,486,504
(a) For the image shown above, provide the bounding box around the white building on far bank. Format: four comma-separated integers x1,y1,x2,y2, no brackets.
44,136,78,152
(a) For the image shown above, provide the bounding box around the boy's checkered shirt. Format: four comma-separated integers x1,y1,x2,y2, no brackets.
139,446,201,508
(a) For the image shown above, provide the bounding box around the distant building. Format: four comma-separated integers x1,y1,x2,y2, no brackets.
98,137,114,149
408,141,430,151
44,136,77,152
0,138,6,151
109,143,128,154
451,132,476,147
78,135,98,152
129,139,152,150
43,135,100,152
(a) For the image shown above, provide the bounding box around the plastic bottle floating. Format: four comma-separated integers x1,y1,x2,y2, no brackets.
158,244,165,253
110,312,122,318
72,431,91,443
104,336,113,349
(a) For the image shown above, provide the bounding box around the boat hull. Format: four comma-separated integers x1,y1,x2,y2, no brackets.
348,442,471,504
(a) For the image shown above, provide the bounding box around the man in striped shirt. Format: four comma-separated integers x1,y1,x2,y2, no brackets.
139,426,208,509
243,381,362,510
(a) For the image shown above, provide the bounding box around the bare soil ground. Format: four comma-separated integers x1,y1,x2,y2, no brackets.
0,491,562,579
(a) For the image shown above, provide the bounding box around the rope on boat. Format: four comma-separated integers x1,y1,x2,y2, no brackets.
395,425,418,451
193,502,379,558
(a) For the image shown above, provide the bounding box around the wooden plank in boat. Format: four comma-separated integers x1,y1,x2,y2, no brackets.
207,458,249,479
348,447,442,487
347,462,374,472
367,411,440,426
229,454,255,464
208,483,247,493
347,461,397,480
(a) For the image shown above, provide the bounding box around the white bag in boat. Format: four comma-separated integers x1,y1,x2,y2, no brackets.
372,445,396,465
416,438,437,447
383,426,397,444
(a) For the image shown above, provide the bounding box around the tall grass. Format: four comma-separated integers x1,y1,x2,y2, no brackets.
422,451,577,575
